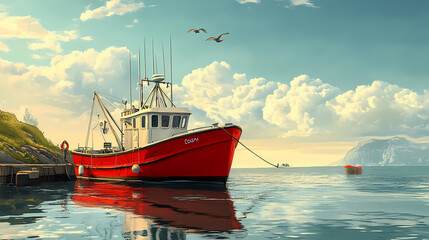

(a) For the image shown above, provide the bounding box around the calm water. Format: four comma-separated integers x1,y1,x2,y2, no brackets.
1,167,429,239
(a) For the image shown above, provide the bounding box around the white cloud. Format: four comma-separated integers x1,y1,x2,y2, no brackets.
32,54,41,59
325,81,429,137
237,0,260,4
180,61,276,124
0,14,78,52
179,61,429,139
80,0,144,22
81,36,93,41
263,75,340,136
125,18,139,28
57,30,78,42
0,46,131,147
0,14,48,39
82,72,96,84
289,0,317,8
0,40,9,52
0,57,28,75
263,78,429,138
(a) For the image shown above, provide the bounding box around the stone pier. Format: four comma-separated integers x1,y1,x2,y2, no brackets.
0,164,76,186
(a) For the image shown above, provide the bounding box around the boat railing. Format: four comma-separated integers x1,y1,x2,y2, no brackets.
172,123,221,137
75,147,92,153
75,146,120,154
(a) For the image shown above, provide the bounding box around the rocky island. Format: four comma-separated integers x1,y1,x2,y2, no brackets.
338,136,429,166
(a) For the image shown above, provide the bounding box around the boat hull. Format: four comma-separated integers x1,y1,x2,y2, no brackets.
72,126,241,184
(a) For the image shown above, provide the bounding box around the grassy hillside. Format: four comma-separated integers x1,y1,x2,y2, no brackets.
0,109,62,163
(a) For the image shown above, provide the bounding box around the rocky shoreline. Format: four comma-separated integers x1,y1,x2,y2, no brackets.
0,110,72,165
0,145,72,164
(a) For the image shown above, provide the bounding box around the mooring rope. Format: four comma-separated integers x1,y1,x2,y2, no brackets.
221,127,279,168
62,151,73,181
9,166,14,185
64,163,73,181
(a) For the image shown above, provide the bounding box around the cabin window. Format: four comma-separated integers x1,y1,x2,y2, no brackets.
161,115,170,128
151,115,158,128
172,116,181,128
132,118,136,128
141,116,146,129
181,116,188,129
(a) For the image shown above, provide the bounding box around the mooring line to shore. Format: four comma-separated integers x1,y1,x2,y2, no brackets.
221,127,279,168
8,166,14,185
64,163,73,181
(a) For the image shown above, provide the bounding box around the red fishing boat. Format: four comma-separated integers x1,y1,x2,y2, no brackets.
71,51,242,184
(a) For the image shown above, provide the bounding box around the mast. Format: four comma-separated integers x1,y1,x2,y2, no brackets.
85,95,96,149
144,39,147,80
162,44,166,77
143,39,147,109
129,51,132,110
155,55,158,74
94,92,123,150
138,48,143,109
170,36,173,106
152,39,155,76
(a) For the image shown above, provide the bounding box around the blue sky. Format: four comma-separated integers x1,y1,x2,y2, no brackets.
1,0,429,167
3,0,429,91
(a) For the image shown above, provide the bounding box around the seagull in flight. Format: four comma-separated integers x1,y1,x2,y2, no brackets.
187,28,207,34
206,33,229,43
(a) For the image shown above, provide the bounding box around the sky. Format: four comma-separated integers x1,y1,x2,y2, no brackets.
1,0,429,167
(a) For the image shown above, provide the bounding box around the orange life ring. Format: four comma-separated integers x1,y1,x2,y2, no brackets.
61,140,69,151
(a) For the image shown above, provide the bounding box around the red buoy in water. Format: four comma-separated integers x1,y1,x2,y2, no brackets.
344,165,362,175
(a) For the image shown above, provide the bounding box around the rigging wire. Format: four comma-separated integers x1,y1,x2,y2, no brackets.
96,91,123,102
99,95,122,110
221,127,279,168
84,96,96,149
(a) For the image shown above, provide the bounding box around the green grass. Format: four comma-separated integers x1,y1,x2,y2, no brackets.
0,109,62,163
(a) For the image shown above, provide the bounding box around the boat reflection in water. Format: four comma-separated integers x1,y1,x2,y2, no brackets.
72,181,244,239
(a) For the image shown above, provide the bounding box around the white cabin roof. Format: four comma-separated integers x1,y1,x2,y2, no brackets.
121,107,191,120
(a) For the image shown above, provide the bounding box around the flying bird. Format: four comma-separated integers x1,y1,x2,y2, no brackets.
187,28,207,34
206,33,229,43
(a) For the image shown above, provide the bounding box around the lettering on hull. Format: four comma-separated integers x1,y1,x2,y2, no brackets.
185,137,199,145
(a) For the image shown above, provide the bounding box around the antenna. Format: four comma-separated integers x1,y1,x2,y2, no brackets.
138,48,141,83
129,50,132,109
170,36,173,106
155,55,158,74
144,39,147,79
152,39,155,76
162,44,166,77
138,47,143,109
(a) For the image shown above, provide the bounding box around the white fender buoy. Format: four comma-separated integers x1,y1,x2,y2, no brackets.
132,164,140,174
78,165,84,176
